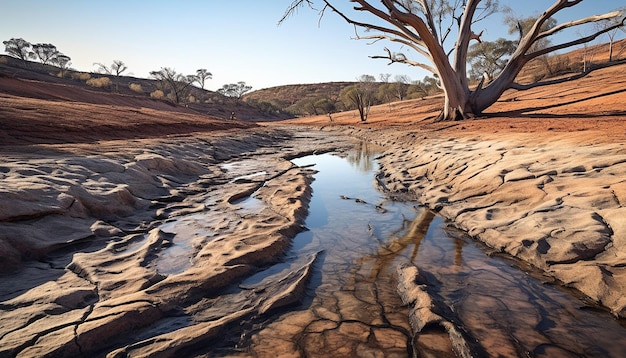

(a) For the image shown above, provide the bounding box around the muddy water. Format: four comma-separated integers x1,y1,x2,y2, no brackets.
217,143,626,357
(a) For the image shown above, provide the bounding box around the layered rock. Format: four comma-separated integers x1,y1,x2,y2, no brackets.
0,128,351,357
346,127,626,318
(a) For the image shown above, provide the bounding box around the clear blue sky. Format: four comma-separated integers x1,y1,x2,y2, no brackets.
1,1,623,91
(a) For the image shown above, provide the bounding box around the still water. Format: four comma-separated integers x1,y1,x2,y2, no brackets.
232,142,626,357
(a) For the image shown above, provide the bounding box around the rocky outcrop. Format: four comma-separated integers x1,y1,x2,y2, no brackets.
346,127,626,318
0,127,351,357
397,264,482,358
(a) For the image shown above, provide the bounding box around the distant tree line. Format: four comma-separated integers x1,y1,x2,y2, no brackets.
2,37,258,107
244,73,442,120
5,22,625,119
3,38,72,76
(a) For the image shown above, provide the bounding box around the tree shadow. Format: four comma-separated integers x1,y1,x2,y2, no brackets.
484,86,626,119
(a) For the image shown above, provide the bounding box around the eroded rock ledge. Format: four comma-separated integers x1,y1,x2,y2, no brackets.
341,126,626,318
0,127,352,357
3,123,625,356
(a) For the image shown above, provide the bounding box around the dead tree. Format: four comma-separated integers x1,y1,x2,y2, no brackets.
282,0,626,121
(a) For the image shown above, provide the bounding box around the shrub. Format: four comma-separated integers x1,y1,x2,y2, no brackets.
71,72,91,81
150,90,164,99
86,77,111,88
129,83,143,93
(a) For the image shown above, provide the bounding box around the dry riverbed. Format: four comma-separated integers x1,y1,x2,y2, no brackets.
343,125,626,318
1,124,625,357
0,127,354,357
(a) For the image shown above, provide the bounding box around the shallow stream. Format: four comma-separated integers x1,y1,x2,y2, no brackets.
226,142,626,357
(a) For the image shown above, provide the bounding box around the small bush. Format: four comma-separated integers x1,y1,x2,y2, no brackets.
150,90,164,99
86,77,111,88
129,83,143,93
0,57,8,64
71,72,91,81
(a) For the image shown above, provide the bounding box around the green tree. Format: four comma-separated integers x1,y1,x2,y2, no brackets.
340,75,376,122
393,75,410,101
377,83,395,105
506,14,560,77
248,98,281,115
2,38,31,60
468,38,516,82
31,43,59,65
315,97,336,115
283,1,626,121
407,76,441,99
53,54,72,77
194,69,212,89
217,81,253,104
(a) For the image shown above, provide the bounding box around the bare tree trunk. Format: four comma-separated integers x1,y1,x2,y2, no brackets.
435,58,474,121
282,0,626,121
438,85,471,121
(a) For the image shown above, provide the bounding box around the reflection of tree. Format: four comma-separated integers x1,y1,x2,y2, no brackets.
367,209,436,279
444,228,468,267
346,141,383,173
454,238,466,267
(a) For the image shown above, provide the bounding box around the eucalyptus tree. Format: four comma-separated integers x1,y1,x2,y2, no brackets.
217,82,253,104
340,74,377,121
282,0,626,121
595,9,626,62
94,60,128,76
53,54,72,77
150,67,196,103
31,43,60,65
2,38,32,60
467,38,516,82
194,69,213,89
407,75,439,98
393,74,411,100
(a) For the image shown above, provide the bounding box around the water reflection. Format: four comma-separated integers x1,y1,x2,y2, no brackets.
226,143,626,357
367,209,435,279
345,141,384,173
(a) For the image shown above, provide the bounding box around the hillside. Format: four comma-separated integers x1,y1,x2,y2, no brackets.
0,55,289,122
0,58,263,146
246,82,352,104
1,37,624,139
247,39,626,117
244,81,354,114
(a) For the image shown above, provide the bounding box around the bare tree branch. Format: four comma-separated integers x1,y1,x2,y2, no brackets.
537,10,623,41
454,0,482,84
370,47,438,74
356,33,431,59
516,0,582,56
417,0,440,44
527,16,626,60
279,0,315,24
